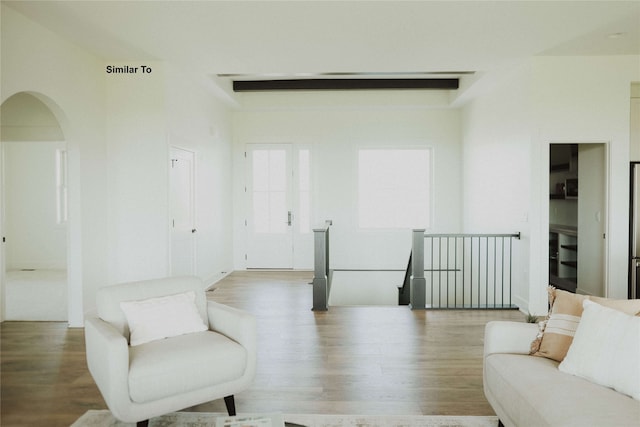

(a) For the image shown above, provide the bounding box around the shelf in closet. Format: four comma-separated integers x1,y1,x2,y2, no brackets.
561,260,578,269
550,224,577,236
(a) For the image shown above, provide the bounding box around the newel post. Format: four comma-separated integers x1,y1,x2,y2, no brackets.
312,222,331,311
410,229,426,310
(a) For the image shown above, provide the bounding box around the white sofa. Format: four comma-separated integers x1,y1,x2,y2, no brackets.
483,321,640,427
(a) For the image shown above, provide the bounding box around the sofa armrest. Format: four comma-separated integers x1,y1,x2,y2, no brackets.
207,301,257,358
484,321,539,357
84,314,131,409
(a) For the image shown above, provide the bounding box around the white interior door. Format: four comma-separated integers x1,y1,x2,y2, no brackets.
170,147,196,276
632,163,639,299
246,144,294,268
577,143,606,296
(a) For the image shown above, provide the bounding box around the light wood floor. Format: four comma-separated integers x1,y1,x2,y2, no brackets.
1,271,525,426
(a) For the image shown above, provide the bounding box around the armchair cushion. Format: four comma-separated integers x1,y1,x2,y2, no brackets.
96,276,209,339
128,330,247,403
120,290,207,346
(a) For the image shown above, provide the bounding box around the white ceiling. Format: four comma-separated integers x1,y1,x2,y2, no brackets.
5,1,640,81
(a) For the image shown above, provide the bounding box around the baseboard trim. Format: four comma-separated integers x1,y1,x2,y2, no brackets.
513,294,534,316
204,271,232,291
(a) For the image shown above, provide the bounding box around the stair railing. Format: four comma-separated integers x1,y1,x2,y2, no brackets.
401,231,521,309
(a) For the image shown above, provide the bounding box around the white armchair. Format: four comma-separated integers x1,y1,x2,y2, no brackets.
84,276,257,426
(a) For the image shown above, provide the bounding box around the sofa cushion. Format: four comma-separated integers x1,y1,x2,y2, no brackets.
128,330,247,403
485,353,640,427
120,290,207,346
559,300,640,400
531,287,640,362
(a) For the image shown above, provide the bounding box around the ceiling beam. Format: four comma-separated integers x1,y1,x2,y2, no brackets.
233,78,459,92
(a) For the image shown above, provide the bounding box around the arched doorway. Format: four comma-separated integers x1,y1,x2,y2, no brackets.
1,92,69,321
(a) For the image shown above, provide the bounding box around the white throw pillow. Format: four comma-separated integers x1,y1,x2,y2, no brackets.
559,299,640,400
120,290,207,346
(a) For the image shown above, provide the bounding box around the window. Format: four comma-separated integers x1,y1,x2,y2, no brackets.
55,148,68,225
358,148,431,229
297,149,311,233
251,148,288,234
248,145,312,235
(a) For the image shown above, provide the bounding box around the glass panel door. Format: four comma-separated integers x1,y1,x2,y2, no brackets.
246,144,293,268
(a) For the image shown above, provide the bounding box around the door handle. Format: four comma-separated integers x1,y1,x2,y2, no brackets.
287,211,292,226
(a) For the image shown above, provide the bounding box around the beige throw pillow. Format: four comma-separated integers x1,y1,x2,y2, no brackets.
530,288,586,361
530,287,640,362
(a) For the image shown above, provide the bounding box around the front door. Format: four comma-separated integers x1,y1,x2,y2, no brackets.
246,144,294,268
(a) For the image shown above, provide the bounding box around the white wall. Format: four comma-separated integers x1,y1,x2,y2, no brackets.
463,55,640,314
632,83,640,162
106,63,235,286
233,91,462,271
1,4,107,325
461,61,533,311
532,56,640,302
1,5,235,324
164,66,235,285
106,62,169,284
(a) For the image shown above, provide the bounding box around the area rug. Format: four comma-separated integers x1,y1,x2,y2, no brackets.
71,410,499,427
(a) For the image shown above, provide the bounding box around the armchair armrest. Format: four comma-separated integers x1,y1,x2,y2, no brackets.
484,321,539,357
207,301,257,381
84,313,131,410
207,301,257,350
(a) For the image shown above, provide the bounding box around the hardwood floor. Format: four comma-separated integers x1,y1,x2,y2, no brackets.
1,271,525,426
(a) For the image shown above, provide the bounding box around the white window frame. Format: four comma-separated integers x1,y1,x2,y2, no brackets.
55,147,68,225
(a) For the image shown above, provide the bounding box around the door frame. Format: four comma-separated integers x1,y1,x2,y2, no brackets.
1,141,5,322
629,161,640,299
543,140,610,296
169,145,197,276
